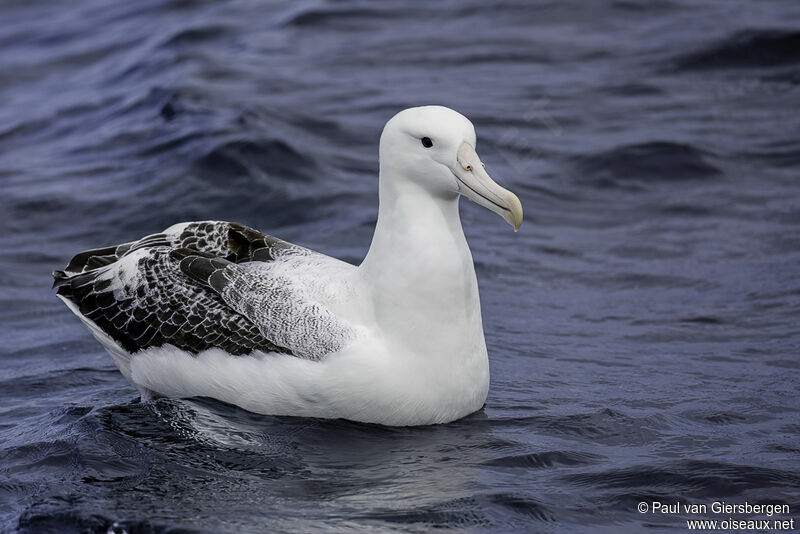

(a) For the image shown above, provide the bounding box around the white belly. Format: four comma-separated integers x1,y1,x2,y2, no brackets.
128,328,489,426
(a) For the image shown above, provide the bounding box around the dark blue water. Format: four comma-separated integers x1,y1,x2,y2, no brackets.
2,1,799,532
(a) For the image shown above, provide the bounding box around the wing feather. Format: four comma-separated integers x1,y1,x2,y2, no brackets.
57,221,304,277
55,220,355,359
55,245,288,356
175,250,356,360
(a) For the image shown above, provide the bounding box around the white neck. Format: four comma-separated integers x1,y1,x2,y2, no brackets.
358,168,486,358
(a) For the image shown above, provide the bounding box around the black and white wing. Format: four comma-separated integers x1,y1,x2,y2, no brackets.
172,249,355,360
53,221,355,359
58,221,296,275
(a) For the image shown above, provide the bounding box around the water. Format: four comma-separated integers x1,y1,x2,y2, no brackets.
1,0,799,532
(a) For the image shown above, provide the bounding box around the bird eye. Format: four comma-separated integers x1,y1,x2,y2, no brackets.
421,137,433,148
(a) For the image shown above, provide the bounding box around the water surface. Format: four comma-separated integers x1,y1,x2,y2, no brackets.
1,0,799,532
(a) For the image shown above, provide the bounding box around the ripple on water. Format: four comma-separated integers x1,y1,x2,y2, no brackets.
1,0,800,532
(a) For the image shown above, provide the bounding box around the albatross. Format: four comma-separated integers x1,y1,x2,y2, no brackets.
53,105,523,426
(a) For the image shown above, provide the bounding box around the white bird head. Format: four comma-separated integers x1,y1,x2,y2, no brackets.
379,105,523,231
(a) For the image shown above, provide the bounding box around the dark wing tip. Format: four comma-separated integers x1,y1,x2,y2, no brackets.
64,245,120,273
52,270,68,288
174,248,233,291
227,224,298,263
228,225,270,262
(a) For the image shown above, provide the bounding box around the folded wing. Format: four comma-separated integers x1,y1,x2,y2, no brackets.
53,221,355,359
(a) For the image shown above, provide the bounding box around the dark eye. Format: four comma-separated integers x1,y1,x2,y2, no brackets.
421,137,433,148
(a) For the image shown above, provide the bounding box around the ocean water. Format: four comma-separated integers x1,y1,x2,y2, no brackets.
1,0,799,532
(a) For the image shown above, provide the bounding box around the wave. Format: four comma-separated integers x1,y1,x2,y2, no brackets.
574,141,720,189
484,450,603,469
566,460,800,498
675,29,800,70
361,493,555,528
194,138,315,184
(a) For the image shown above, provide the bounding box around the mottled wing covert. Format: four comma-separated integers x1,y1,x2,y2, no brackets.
53,221,303,356
54,246,289,356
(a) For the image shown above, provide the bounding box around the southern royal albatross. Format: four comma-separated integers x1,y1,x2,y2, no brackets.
53,105,523,426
